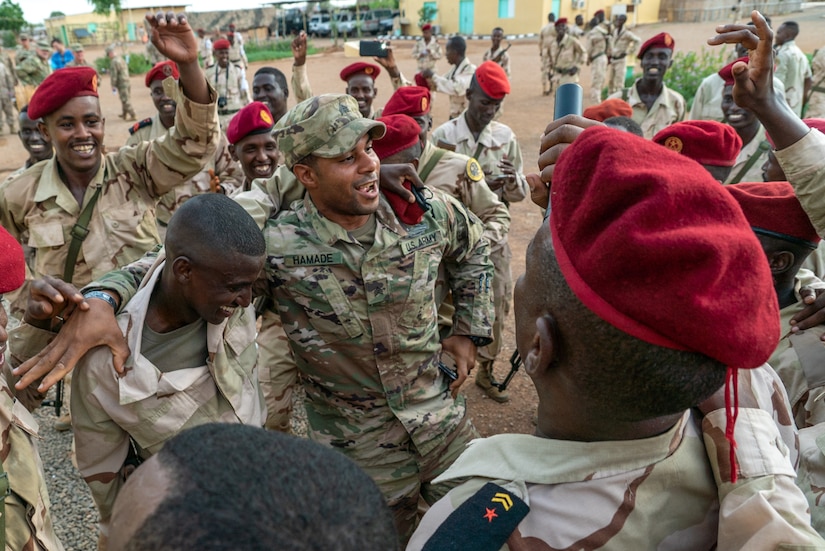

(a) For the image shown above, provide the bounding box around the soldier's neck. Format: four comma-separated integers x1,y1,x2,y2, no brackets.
56,158,102,206
736,119,761,146
147,269,199,332
160,113,175,130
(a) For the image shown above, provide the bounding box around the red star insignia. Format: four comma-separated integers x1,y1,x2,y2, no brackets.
483,507,498,523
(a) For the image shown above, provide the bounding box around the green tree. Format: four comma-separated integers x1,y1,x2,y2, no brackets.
49,11,66,17
0,0,26,33
417,4,436,28
87,0,121,15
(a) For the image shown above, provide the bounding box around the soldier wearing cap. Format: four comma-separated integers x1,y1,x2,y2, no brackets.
653,120,742,183
583,97,633,121
586,14,612,104
126,60,242,238
548,18,586,91
608,32,685,139
15,40,51,88
14,33,32,65
227,31,248,70
107,44,137,121
412,23,442,72
67,43,92,68
409,121,825,551
774,21,811,117
539,13,557,96
424,36,476,120
196,28,213,69
225,101,278,188
340,61,382,119
608,14,641,95
432,61,527,402
210,38,249,128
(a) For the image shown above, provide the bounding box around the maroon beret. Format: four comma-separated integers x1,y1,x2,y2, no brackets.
213,39,230,50
383,86,431,117
28,66,99,120
340,62,381,82
653,120,742,167
594,9,605,17
414,72,428,88
727,181,820,247
550,125,779,369
421,23,432,31
226,102,275,145
719,56,748,86
0,226,24,294
373,114,421,160
583,98,633,122
555,17,568,27
766,118,825,148
145,60,179,87
473,61,510,100
639,32,675,57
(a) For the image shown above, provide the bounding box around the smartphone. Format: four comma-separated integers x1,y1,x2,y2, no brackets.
359,40,388,58
554,83,583,120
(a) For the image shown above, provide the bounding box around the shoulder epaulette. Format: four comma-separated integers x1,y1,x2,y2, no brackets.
422,482,529,551
128,118,153,135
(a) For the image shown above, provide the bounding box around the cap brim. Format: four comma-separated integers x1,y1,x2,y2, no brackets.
314,118,387,158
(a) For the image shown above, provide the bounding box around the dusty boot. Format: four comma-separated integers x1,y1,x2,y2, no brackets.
475,361,509,403
54,412,72,432
127,111,137,121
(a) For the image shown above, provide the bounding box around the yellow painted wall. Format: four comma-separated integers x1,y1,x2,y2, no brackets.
45,5,187,46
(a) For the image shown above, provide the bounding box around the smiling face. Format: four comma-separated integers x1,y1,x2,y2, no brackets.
491,29,503,50
721,84,757,134
40,96,104,176
19,110,51,163
640,47,673,83
215,48,229,68
230,132,278,182
149,79,177,121
345,74,376,118
252,73,287,121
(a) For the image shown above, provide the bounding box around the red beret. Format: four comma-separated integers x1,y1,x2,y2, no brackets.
0,226,24,294
28,66,99,120
373,114,421,160
638,32,675,58
766,118,825,148
226,102,275,145
473,61,510,100
718,56,748,86
555,18,568,27
145,60,179,87
727,181,820,247
340,62,381,82
582,98,633,122
594,9,605,16
421,23,432,31
550,126,779,369
383,86,431,117
213,39,230,50
414,72,428,88
653,120,742,167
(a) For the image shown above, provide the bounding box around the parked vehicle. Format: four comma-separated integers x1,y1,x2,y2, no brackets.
309,13,331,36
277,8,305,36
378,10,400,34
335,12,358,36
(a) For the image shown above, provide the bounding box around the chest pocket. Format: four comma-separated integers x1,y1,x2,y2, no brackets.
287,268,365,343
27,221,65,249
396,241,442,332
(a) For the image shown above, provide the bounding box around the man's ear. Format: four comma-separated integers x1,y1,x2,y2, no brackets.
37,121,51,144
768,250,795,275
172,256,194,284
292,163,319,190
523,314,556,377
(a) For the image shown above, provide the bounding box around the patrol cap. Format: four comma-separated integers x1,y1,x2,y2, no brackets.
145,60,179,87
719,56,748,86
213,39,230,50
29,66,99,120
227,101,275,145
35,40,51,50
71,43,83,52
0,226,25,294
653,120,742,167
340,62,381,83
583,98,633,122
273,94,386,170
554,18,568,27
383,86,431,117
638,32,674,57
473,61,510,100
373,114,420,160
105,43,116,54
19,33,29,40
727,181,820,248
551,125,778,369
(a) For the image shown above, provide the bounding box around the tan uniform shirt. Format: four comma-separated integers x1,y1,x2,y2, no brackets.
548,34,586,85
539,23,556,57
210,62,248,116
432,57,476,119
775,40,811,117
586,25,611,61
291,63,312,104
608,80,686,139
611,26,641,58
806,47,825,118
483,46,510,76
412,37,442,72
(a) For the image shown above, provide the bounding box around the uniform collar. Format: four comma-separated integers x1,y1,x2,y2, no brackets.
302,192,407,246
33,157,106,215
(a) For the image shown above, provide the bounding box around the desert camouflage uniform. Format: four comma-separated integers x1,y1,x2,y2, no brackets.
724,124,770,185
199,36,213,69
483,46,510,76
0,61,17,133
0,78,219,291
432,57,476,119
548,33,586,89
691,73,787,123
775,40,811,117
109,54,135,118
15,54,50,87
608,26,641,94
292,63,312,104
608,80,686,139
73,253,264,545
586,23,611,104
539,23,556,94
409,364,825,550
228,41,248,69
125,115,243,238
806,48,825,118
210,62,248,128
412,36,442,72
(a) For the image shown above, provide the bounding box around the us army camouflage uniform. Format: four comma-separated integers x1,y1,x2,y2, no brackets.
13,44,31,65
775,40,811,117
586,24,611,104
0,61,17,134
73,253,264,545
109,54,136,119
806,47,825,118
432,57,476,119
210,62,248,128
0,78,220,292
549,33,586,89
15,54,50,87
539,23,556,94
125,114,243,238
412,36,442,72
409,364,825,550
608,26,641,94
608,80,686,139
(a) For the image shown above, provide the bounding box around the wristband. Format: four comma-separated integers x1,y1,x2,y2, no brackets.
467,335,492,348
82,290,118,311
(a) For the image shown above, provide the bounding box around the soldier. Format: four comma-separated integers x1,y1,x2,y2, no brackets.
126,60,243,237
569,14,586,38
424,36,476,120
431,62,528,402
49,37,74,70
0,56,17,135
5,106,52,182
548,18,586,90
412,23,442,72
586,16,612,104
290,31,313,104
652,120,742,183
339,62,381,119
483,27,510,76
107,44,137,121
227,31,248,70
774,21,811,117
225,101,278,188
608,32,685,139
16,40,51,88
210,38,249,128
196,28,213,69
14,33,32,65
0,45,16,85
607,14,641,95
67,44,92,68
539,13,557,95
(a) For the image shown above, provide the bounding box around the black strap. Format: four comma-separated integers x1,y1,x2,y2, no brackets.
419,148,446,182
727,140,771,184
472,142,485,164
63,186,102,283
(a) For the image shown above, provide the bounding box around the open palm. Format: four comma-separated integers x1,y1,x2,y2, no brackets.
146,12,198,65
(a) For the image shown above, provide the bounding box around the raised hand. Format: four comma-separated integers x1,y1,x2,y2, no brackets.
146,12,198,65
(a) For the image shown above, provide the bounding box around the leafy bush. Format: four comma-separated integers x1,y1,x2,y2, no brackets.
244,39,317,62
95,55,109,73
126,52,151,75
2,31,14,48
664,46,729,110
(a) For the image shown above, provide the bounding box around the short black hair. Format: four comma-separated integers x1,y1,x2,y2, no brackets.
447,36,466,56
123,424,398,551
254,66,289,99
603,116,644,137
492,27,503,34
782,21,800,38
51,37,62,45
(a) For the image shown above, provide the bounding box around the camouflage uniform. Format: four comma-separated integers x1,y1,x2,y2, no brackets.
291,64,312,104
0,78,220,291
548,33,586,89
483,46,510,76
432,57,476,120
586,23,612,104
539,23,556,94
691,73,786,122
409,364,825,550
775,40,811,117
806,47,825,118
608,26,641,94
0,61,17,133
0,48,15,84
724,125,770,185
145,41,165,65
109,54,136,119
13,44,31,65
608,80,686,139
125,114,243,238
228,41,248,69
210,62,248,128
412,36,442,72
199,36,213,69
73,253,264,545
15,54,50,87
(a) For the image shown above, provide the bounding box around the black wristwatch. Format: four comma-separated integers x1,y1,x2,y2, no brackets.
466,335,492,348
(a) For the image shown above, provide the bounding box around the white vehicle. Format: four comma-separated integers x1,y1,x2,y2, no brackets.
309,13,330,36
335,12,358,36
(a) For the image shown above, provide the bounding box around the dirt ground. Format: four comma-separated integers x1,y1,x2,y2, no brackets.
5,5,825,437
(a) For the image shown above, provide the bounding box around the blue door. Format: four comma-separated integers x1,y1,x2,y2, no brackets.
552,0,561,18
459,0,474,35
